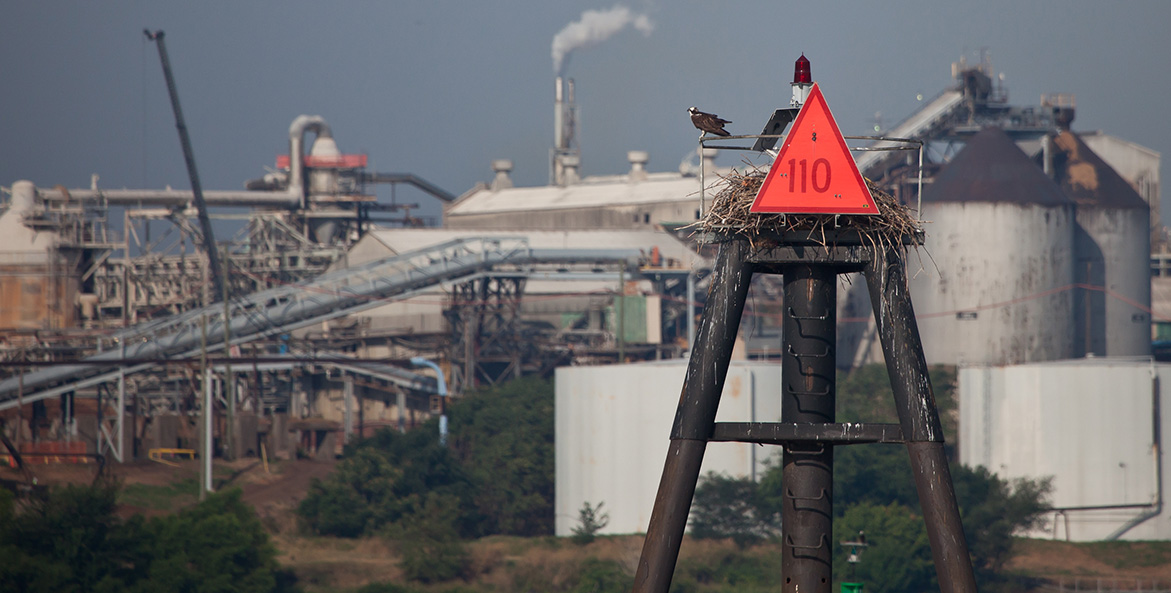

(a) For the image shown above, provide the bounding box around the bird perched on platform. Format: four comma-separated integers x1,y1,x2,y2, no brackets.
688,107,732,137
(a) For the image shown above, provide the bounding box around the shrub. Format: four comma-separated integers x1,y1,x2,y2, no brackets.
570,501,610,545
570,559,631,593
689,473,780,547
395,494,470,584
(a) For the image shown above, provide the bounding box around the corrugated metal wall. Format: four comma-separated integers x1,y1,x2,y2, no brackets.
959,359,1169,541
554,360,781,536
911,202,1076,365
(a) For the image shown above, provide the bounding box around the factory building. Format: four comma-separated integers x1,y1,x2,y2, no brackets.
0,101,710,463
446,150,714,231
1,52,1166,556
447,78,718,232
333,227,704,383
0,181,80,333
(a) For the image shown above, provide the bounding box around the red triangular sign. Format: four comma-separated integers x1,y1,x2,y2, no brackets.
750,83,878,215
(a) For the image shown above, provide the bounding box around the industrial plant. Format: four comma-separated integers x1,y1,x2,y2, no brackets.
1,52,1167,542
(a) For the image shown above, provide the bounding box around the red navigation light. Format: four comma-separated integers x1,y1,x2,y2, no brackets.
793,54,812,84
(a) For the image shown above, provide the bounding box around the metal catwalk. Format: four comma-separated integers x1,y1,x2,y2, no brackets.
0,236,642,410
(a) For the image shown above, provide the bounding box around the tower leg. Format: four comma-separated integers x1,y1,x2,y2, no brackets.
632,240,753,593
781,264,836,592
864,246,978,593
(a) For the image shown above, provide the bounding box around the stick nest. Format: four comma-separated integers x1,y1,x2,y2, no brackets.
689,165,921,251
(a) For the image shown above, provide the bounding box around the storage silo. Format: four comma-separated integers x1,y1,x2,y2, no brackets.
909,128,1075,365
1048,131,1151,357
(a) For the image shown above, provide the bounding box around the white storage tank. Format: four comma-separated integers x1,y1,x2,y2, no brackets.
1049,131,1151,357
959,359,1170,541
910,128,1075,365
554,360,781,536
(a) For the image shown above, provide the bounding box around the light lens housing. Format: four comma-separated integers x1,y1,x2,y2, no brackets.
793,54,812,84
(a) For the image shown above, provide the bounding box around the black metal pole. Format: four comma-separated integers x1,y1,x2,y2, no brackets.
781,264,836,593
632,239,753,593
144,29,223,303
864,245,978,593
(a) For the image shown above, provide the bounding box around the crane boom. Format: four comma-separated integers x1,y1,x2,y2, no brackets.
144,29,224,303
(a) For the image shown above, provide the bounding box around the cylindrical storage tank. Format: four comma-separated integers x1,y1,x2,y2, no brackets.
0,181,76,332
1050,131,1151,357
307,135,343,244
909,128,1075,365
554,360,781,536
308,135,342,196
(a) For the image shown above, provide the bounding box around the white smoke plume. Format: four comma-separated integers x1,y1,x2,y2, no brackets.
552,5,654,75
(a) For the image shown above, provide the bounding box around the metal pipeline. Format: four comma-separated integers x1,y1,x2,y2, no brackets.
35,187,301,208
24,114,334,209
288,115,333,208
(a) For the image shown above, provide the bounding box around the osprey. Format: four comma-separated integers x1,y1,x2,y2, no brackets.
688,107,731,137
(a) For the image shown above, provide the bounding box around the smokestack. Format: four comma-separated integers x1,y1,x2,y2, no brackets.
554,77,565,150
564,78,576,149
552,77,580,186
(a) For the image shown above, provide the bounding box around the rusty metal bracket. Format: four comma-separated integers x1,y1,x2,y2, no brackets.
787,306,828,321
787,344,832,358
786,533,828,551
787,487,828,502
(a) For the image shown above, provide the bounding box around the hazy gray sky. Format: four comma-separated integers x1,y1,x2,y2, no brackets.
2,1,1168,223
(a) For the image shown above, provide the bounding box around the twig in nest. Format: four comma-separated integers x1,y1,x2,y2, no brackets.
686,165,921,253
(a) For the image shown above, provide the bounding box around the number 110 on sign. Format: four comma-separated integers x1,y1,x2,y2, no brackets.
787,158,831,193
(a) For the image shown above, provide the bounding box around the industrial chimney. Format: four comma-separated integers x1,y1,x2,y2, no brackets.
552,77,581,186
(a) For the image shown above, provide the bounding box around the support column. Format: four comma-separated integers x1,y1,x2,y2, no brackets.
397,391,407,433
686,271,696,351
864,246,977,593
115,365,125,462
632,240,753,593
343,375,354,444
780,264,836,592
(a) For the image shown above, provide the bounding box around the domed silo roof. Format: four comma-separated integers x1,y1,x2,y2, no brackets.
1050,131,1151,357
925,127,1072,206
1050,131,1148,210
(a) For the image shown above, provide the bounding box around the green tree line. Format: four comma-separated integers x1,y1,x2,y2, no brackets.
299,365,1050,589
299,375,554,540
0,482,293,593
